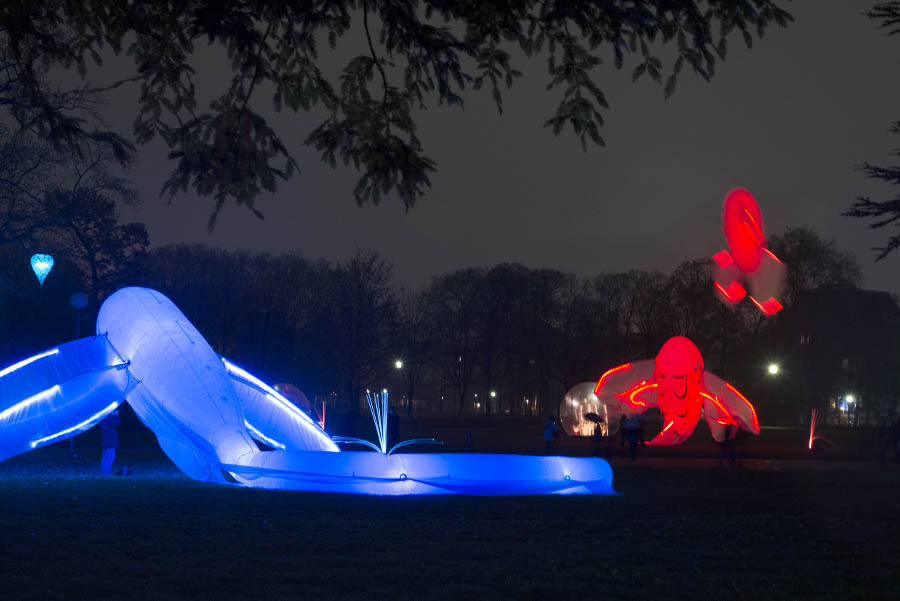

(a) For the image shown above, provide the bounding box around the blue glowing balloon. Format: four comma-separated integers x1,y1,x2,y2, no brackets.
30,254,54,286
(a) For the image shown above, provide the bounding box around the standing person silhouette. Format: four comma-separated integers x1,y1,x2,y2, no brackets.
99,409,122,476
624,415,640,460
544,415,559,455
592,419,606,456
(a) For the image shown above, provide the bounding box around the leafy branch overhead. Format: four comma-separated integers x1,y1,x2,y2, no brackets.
0,1,791,225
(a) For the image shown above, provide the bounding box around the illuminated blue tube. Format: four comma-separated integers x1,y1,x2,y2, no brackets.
0,385,60,423
0,287,615,496
98,287,265,483
0,348,59,380
31,401,120,448
224,451,614,495
0,336,135,461
243,419,286,450
225,359,337,453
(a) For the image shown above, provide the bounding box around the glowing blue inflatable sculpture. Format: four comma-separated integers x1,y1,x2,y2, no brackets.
0,287,614,495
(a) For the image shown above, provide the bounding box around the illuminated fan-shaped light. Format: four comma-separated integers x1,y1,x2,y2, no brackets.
30,254,54,286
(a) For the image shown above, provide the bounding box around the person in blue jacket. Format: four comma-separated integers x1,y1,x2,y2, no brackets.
99,409,122,476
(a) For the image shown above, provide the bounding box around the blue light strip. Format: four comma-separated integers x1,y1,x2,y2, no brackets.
387,438,442,455
221,358,339,452
0,385,60,423
0,348,59,379
331,436,383,453
244,419,287,450
29,401,120,448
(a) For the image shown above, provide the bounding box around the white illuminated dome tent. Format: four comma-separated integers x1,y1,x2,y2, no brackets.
560,382,631,439
0,287,614,496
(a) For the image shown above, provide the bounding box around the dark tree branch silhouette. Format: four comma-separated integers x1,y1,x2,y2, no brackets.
846,2,900,259
1,1,791,225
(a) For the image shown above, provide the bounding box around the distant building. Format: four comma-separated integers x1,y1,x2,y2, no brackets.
778,287,900,425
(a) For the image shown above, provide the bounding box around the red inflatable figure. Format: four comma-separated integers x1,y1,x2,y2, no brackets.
593,336,760,445
711,188,785,315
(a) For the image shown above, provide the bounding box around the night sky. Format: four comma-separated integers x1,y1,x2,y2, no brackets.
116,1,900,294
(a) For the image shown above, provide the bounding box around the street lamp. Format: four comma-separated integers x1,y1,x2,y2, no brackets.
71,293,88,338
766,364,779,422
847,394,857,426
68,293,89,459
393,360,406,412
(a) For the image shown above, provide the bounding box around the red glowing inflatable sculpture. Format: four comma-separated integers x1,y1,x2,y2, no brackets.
593,336,760,445
711,188,785,315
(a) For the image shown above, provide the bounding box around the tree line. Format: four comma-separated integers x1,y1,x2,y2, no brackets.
1,123,894,429
5,214,888,428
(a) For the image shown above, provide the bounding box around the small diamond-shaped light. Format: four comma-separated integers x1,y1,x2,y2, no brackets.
30,254,54,286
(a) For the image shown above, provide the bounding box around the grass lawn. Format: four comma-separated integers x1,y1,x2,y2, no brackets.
0,419,898,601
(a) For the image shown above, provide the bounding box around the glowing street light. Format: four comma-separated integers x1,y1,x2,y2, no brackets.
846,394,855,403
490,390,497,398
767,363,780,375
394,360,403,369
